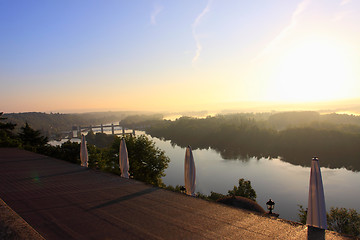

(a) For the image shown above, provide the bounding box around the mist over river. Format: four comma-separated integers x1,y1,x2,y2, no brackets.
50,127,360,222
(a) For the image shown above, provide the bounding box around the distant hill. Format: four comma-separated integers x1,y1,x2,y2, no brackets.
2,111,147,138
139,111,360,171
268,111,360,131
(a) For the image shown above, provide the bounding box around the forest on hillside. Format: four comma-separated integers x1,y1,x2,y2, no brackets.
2,111,152,139
121,111,360,171
4,110,360,171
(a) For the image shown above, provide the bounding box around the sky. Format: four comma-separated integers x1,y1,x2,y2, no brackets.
1,0,360,113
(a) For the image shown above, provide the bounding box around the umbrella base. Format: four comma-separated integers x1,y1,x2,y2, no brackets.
307,225,325,240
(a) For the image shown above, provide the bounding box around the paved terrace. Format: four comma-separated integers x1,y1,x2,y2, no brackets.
0,148,353,240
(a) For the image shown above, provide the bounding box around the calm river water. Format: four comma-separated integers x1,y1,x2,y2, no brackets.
51,127,360,222
149,134,360,221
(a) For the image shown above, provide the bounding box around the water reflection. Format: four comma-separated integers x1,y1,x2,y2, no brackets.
149,136,360,222
160,137,360,172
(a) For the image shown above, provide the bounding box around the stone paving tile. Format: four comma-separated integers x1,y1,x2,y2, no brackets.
0,148,354,240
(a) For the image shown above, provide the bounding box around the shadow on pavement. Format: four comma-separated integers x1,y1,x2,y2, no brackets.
88,187,159,210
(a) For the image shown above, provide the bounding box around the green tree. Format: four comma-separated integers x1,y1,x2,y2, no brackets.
57,141,80,164
0,112,16,133
207,191,226,201
297,206,360,237
227,178,257,201
0,112,20,147
38,141,80,164
297,205,307,224
103,135,170,186
87,144,102,168
122,135,170,186
18,122,48,148
327,207,360,237
86,131,116,148
164,185,185,193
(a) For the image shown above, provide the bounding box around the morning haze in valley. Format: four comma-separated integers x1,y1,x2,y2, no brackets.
2,1,360,237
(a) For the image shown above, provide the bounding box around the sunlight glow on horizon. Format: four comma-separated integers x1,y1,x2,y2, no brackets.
1,1,360,113
263,35,358,103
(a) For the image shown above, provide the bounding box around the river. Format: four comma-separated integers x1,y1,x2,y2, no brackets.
49,127,360,222
149,134,360,222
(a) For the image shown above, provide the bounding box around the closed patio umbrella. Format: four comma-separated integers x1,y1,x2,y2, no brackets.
306,157,327,229
184,146,196,196
80,134,88,167
119,138,130,178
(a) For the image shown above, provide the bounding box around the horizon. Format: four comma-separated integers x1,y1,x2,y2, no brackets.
1,0,360,113
3,98,360,117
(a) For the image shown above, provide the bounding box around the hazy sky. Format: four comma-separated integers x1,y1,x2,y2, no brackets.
1,0,360,113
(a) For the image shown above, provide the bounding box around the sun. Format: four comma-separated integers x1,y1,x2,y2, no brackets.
265,36,356,103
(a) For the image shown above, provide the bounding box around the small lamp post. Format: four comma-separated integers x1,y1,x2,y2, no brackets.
266,199,275,214
180,186,186,194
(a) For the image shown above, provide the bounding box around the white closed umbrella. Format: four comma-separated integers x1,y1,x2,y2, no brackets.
306,157,327,229
119,138,130,178
184,146,196,196
80,134,88,167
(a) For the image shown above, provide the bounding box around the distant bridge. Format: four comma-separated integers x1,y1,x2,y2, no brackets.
71,123,135,138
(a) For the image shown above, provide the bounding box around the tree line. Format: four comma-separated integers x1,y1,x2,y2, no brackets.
0,112,169,187
1,111,157,139
120,112,360,171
